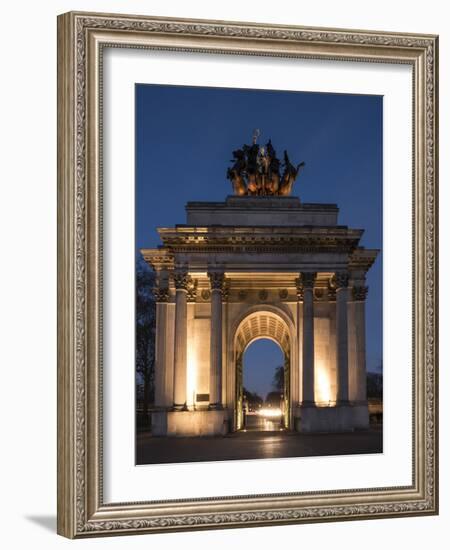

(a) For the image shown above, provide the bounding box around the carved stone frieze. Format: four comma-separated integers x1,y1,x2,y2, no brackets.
314,288,325,301
238,289,247,301
159,230,361,254
259,289,268,301
201,289,211,301
279,289,288,300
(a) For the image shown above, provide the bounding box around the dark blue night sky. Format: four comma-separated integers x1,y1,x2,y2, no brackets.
136,84,383,400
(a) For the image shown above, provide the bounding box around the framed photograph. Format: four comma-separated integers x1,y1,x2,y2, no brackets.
57,11,438,538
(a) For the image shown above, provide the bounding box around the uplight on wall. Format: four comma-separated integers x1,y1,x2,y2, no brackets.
315,359,332,406
186,335,198,410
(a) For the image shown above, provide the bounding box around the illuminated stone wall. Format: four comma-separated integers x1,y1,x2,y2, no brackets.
142,196,377,435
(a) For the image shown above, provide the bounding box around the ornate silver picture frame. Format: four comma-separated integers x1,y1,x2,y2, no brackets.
57,11,438,538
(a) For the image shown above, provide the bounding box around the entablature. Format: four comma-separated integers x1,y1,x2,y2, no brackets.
155,225,364,254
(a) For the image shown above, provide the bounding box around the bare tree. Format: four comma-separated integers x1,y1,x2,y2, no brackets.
135,254,156,426
272,365,284,391
243,387,263,409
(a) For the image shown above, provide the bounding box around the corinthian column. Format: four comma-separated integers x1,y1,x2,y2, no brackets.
298,272,316,406
153,283,169,407
208,270,225,409
353,284,369,402
335,272,350,404
172,268,189,410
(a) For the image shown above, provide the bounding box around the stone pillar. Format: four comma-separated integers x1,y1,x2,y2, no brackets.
327,282,338,401
298,272,316,406
153,283,169,407
172,268,189,410
186,277,198,410
335,272,350,404
235,353,243,430
353,285,369,402
208,270,225,409
293,295,302,407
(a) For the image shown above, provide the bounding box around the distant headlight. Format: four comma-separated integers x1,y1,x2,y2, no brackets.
258,407,282,418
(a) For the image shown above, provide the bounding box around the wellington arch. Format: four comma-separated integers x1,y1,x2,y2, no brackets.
141,138,378,437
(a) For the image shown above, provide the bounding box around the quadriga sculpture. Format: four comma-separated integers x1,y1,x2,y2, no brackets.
226,132,305,197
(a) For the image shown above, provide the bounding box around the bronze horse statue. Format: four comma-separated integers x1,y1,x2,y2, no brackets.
278,151,305,196
226,138,305,197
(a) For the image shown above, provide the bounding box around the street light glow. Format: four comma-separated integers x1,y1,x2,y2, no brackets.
258,407,282,418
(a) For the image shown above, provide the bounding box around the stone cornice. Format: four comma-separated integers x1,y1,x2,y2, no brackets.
141,248,174,270
156,226,363,253
349,248,379,272
186,198,338,211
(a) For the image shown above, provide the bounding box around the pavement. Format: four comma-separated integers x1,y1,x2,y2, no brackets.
136,420,382,465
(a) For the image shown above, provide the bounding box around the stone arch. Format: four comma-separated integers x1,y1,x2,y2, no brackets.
235,311,291,356
231,303,295,350
231,306,296,431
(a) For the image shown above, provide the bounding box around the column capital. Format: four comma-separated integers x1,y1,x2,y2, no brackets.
295,277,303,300
208,270,225,292
334,271,349,289
186,277,198,302
301,272,317,288
296,272,316,300
153,286,169,303
172,268,190,291
353,285,369,301
327,279,337,302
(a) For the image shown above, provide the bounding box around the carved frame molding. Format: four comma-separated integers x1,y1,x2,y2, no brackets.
57,11,438,538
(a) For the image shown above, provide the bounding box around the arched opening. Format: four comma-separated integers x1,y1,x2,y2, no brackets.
241,339,286,432
233,309,292,432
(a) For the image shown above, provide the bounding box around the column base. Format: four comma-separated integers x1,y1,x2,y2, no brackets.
294,402,369,433
152,409,230,437
172,402,188,411
300,400,316,408
208,402,223,411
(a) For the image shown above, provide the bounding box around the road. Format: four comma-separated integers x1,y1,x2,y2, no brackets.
136,424,382,465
